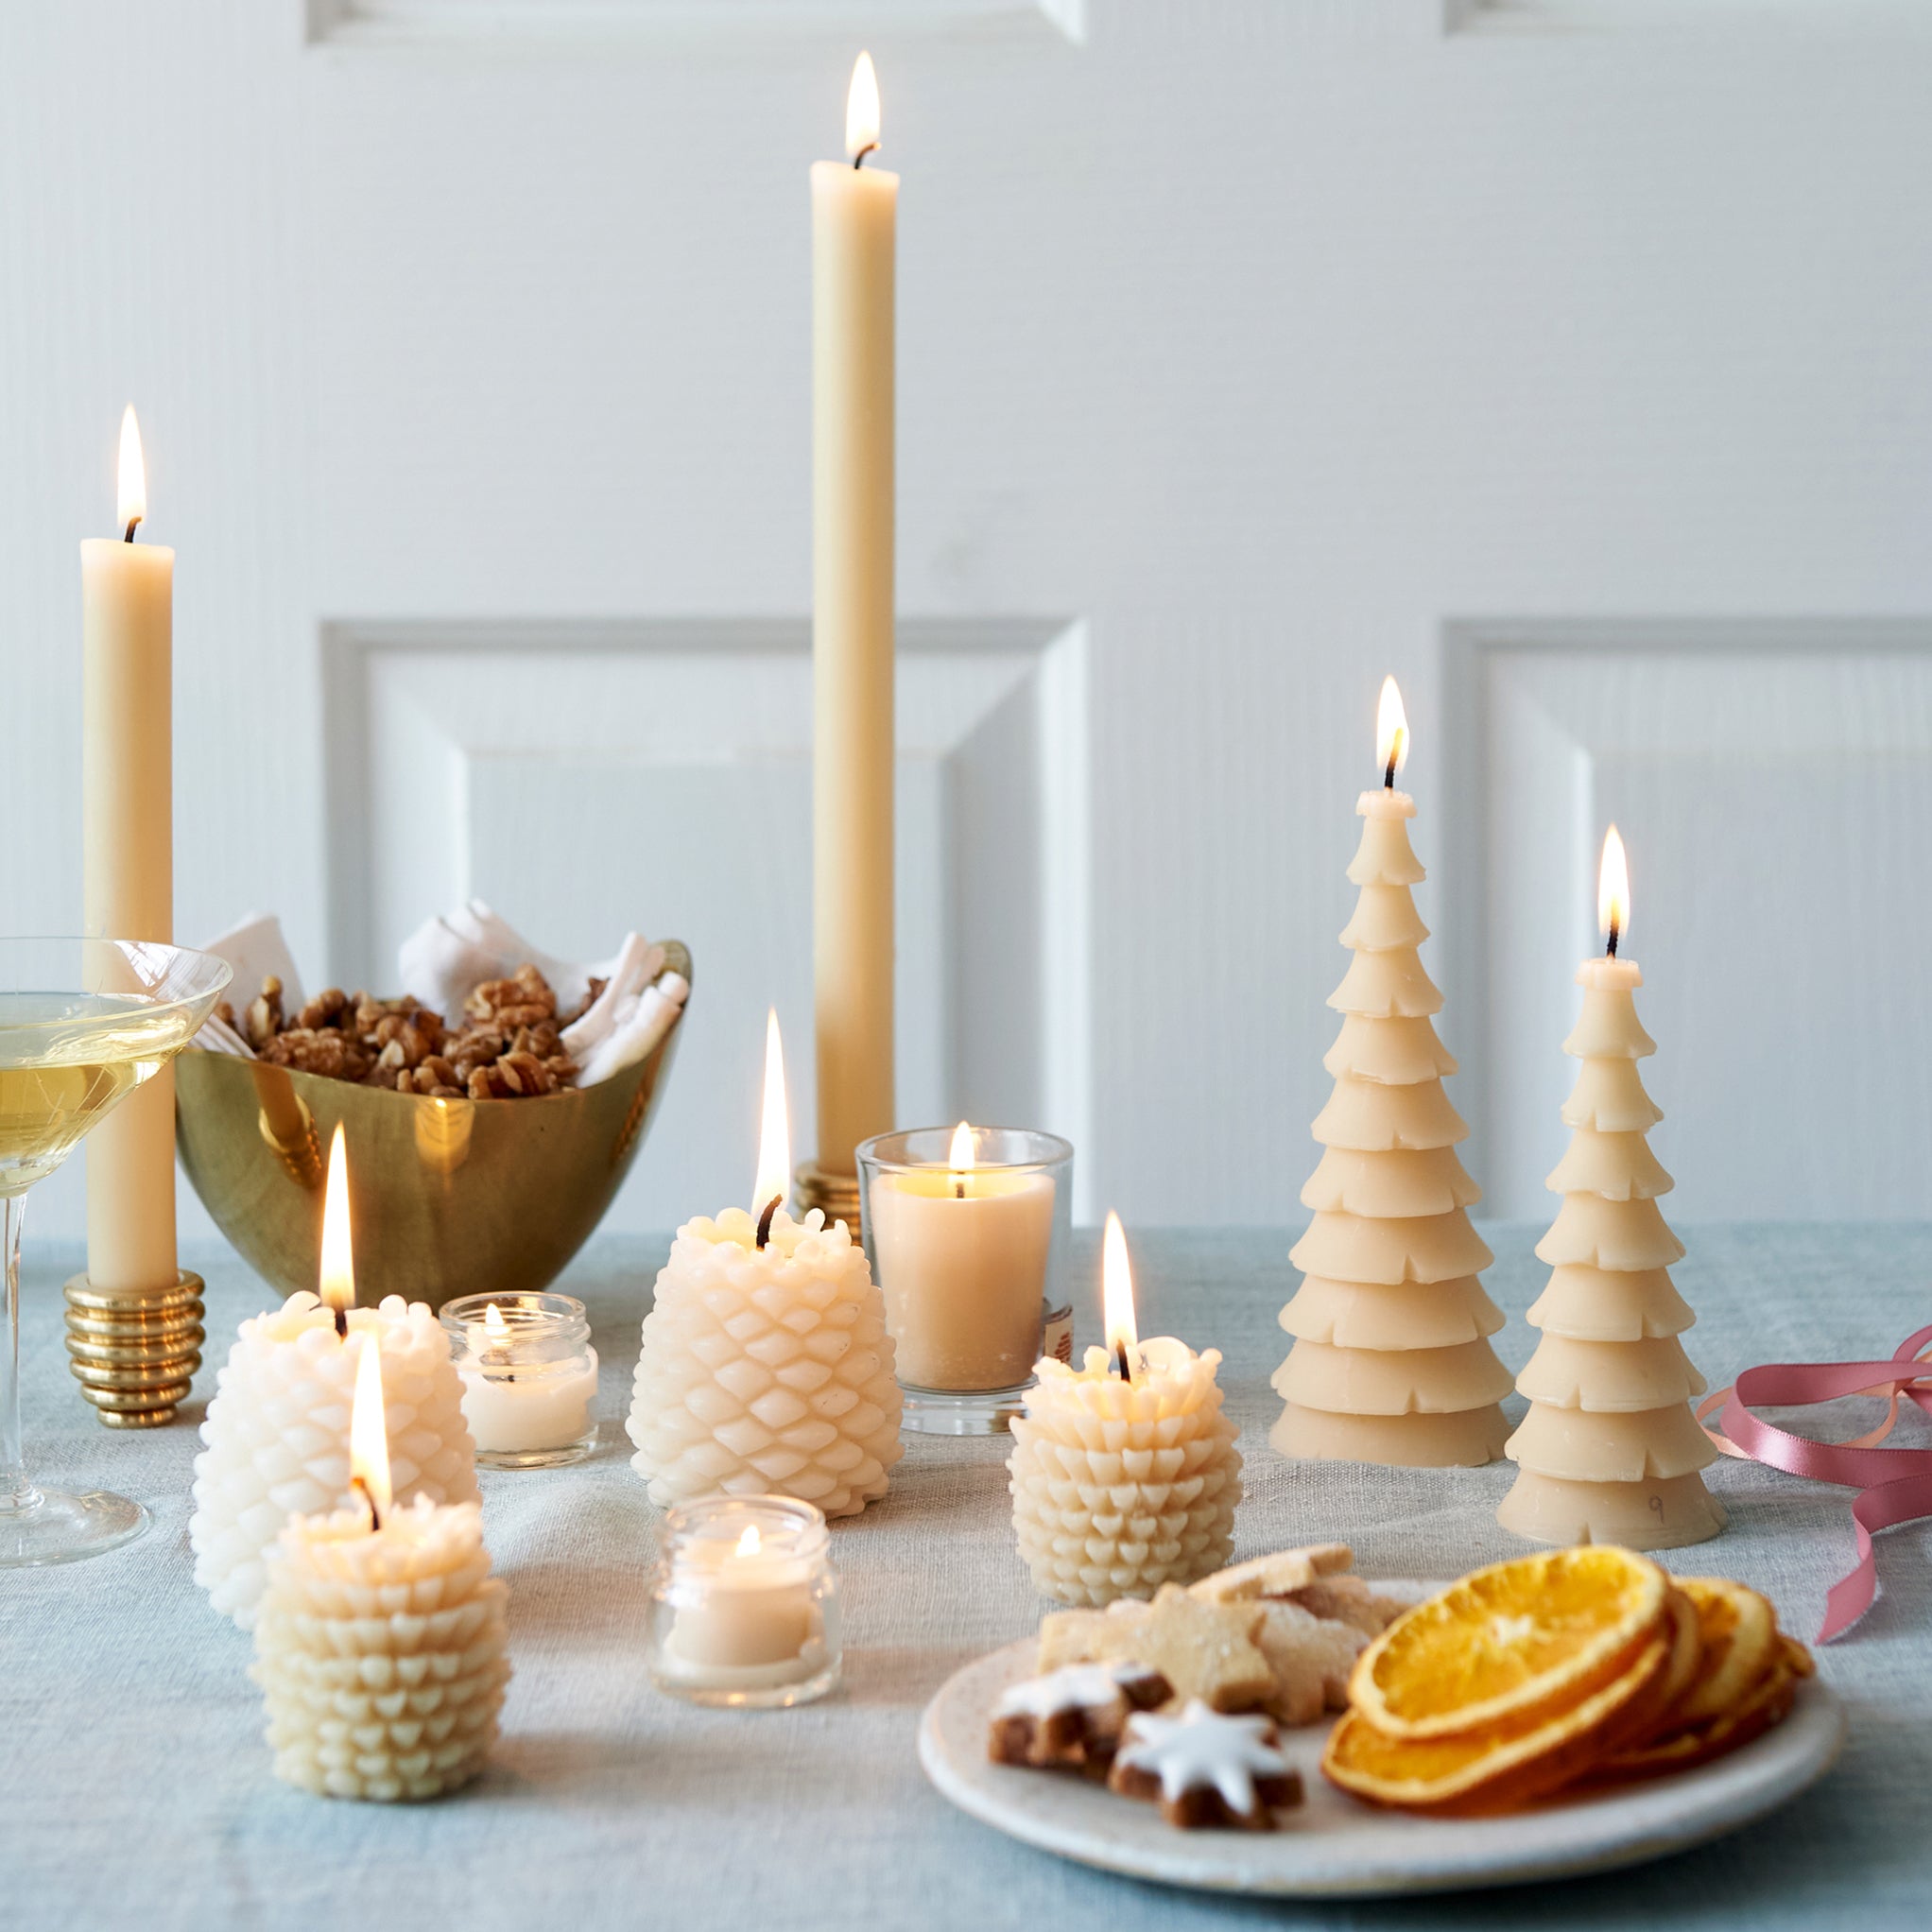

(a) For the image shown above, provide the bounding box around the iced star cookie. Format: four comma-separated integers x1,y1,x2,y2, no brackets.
988,1661,1172,1772
1107,1699,1303,1830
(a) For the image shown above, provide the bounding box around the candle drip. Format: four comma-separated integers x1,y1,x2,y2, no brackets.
352,1475,383,1533
756,1195,784,1250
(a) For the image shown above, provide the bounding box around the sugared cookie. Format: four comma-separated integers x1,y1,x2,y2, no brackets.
1250,1599,1367,1724
988,1661,1172,1772
1040,1585,1275,1713
1280,1574,1407,1639
1189,1544,1354,1605
1107,1700,1303,1829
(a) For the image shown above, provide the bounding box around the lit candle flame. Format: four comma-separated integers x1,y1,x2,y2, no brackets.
483,1302,509,1343
117,405,147,539
1376,675,1408,785
1102,1211,1138,1376
751,1007,790,1217
319,1122,354,1331
846,51,880,164
948,1120,975,1199
735,1524,762,1560
1598,824,1630,956
349,1329,393,1527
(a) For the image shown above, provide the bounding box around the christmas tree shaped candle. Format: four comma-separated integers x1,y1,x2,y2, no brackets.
1270,681,1511,1468
1499,827,1724,1549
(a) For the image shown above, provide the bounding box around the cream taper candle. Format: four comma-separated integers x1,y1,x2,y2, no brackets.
628,1011,903,1516
811,51,897,1178
80,405,177,1292
251,1337,509,1801
1009,1214,1241,1606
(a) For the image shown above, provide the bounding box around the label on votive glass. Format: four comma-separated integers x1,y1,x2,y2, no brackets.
1042,1302,1074,1367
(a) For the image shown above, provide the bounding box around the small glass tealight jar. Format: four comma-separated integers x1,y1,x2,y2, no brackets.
647,1494,841,1709
856,1125,1074,1434
440,1292,599,1470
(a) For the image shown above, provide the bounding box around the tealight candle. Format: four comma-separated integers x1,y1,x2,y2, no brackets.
190,1125,476,1628
251,1335,510,1800
647,1494,841,1708
857,1123,1073,1434
441,1292,599,1468
1008,1215,1242,1606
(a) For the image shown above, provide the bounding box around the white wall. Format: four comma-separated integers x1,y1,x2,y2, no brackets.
3,1,1929,1239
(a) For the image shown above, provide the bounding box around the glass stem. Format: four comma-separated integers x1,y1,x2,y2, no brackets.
0,1189,33,1514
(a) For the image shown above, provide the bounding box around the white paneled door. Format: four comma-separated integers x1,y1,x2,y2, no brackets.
4,2,1929,1241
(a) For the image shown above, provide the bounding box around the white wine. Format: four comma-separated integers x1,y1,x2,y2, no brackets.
0,991,197,1194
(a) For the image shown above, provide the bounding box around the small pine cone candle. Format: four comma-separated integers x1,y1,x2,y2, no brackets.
252,1495,509,1801
191,1294,478,1629
628,1206,903,1518
1009,1324,1242,1608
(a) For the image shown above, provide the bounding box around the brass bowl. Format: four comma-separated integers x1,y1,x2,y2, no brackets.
175,941,689,1310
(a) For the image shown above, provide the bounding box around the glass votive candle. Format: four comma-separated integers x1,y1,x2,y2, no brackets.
440,1292,599,1470
856,1125,1074,1435
647,1494,841,1709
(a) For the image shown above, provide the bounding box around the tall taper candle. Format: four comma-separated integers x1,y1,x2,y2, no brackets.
810,51,896,1179
80,406,177,1291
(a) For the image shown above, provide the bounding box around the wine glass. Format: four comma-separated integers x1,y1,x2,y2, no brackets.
0,938,232,1566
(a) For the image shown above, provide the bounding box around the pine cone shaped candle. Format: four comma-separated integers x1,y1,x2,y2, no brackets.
628,1206,904,1517
191,1294,479,1628
1009,1215,1241,1606
1499,827,1724,1550
1270,683,1511,1469
252,1340,509,1801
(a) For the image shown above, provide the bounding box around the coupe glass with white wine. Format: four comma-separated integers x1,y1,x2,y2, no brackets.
0,938,231,1566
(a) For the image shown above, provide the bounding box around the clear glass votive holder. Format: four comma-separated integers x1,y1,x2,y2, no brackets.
646,1494,842,1709
440,1292,599,1470
856,1126,1075,1436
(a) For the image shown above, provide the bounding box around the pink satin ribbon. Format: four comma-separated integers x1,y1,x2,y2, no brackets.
1698,1322,1932,1642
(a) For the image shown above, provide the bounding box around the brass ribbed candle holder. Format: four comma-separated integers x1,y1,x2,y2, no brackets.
62,1271,205,1428
792,1160,863,1234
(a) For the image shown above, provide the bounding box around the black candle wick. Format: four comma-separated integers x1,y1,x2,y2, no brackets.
1114,1340,1131,1384
123,517,140,543
756,1194,784,1249
1606,919,1620,960
852,143,877,169
352,1475,382,1534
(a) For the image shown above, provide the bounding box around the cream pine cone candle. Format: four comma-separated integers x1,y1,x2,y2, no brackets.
253,1337,509,1801
1270,683,1511,1469
1499,827,1723,1550
1009,1215,1241,1606
628,1010,903,1518
190,1130,476,1630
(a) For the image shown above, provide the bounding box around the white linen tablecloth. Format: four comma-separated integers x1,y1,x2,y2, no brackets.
3,1225,1928,1930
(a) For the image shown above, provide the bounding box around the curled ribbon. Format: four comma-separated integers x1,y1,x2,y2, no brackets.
1698,1322,1932,1643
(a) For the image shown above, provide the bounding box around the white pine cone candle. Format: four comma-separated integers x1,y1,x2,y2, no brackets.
191,1294,479,1629
628,1207,903,1518
1009,1340,1242,1607
251,1495,509,1802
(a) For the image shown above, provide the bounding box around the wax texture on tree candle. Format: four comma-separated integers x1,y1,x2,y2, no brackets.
1008,1216,1241,1606
810,52,897,1178
626,1208,903,1517
1270,689,1511,1469
80,406,179,1293
1500,837,1723,1549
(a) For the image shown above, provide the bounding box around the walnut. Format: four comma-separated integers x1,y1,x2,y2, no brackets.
497,1051,557,1097
261,1028,349,1078
464,964,557,1032
295,988,350,1032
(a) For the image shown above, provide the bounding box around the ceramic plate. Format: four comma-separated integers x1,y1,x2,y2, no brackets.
917,1587,1846,1898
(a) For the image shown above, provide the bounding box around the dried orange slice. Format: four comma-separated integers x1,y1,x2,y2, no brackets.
1348,1546,1669,1740
1590,1652,1800,1785
1672,1578,1778,1726
1323,1619,1674,1816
